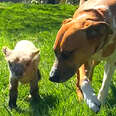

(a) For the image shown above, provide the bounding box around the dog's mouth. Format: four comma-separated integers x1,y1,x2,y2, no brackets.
49,66,76,83
49,73,74,83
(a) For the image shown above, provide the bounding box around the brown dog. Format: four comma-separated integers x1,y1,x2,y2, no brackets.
49,0,116,113
3,40,41,109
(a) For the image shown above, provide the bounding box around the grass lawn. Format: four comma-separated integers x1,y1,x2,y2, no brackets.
0,2,116,116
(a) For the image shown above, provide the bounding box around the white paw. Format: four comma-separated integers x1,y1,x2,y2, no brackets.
81,79,101,113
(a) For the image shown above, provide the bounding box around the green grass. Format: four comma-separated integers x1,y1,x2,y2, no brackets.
0,2,116,116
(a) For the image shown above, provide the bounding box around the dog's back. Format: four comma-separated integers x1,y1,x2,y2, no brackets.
74,0,116,19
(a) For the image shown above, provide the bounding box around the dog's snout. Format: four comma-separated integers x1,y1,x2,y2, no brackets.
49,76,58,82
49,68,60,82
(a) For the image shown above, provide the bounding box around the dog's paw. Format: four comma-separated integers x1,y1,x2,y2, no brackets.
81,79,101,113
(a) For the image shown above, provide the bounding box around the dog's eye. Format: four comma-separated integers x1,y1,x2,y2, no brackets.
61,51,72,59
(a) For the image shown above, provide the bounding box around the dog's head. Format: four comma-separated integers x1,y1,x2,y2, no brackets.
49,18,112,83
3,47,40,78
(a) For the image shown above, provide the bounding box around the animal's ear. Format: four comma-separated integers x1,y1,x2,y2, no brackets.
85,22,113,39
31,49,40,58
62,18,72,25
2,47,12,57
31,49,40,61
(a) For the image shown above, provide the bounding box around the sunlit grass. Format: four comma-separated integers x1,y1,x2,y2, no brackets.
0,2,116,116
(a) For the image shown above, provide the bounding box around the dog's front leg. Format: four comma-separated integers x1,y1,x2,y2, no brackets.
9,78,18,109
76,70,83,101
98,62,115,104
77,63,101,113
76,63,89,101
76,61,97,101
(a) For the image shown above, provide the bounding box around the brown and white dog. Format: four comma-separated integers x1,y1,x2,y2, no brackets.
3,40,41,109
49,0,116,113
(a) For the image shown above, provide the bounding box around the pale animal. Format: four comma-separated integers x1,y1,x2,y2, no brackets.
3,40,41,109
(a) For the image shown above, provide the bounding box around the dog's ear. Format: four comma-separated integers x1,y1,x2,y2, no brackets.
2,47,12,57
85,21,113,39
85,21,113,52
62,18,72,25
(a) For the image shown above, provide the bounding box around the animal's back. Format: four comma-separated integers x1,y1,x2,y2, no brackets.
73,0,116,18
14,40,37,51
79,0,116,9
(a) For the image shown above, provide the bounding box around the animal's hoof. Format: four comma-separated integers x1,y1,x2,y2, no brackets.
32,95,40,100
81,79,101,113
28,94,40,101
9,103,17,109
8,99,17,109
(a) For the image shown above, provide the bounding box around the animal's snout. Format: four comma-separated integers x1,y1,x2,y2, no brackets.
49,63,76,83
49,67,60,82
14,69,23,77
10,63,24,77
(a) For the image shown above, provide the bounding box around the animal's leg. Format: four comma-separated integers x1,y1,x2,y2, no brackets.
98,62,115,104
76,61,97,101
37,69,41,81
30,80,39,99
30,70,40,99
9,78,18,109
76,70,83,101
78,63,101,113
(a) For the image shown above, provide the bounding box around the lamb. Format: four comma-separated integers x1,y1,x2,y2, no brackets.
2,40,41,109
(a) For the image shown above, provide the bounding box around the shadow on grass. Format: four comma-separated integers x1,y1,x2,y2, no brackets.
29,95,57,116
15,95,57,116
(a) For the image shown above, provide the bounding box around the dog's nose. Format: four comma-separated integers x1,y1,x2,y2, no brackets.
49,75,59,82
49,76,57,82
49,68,59,82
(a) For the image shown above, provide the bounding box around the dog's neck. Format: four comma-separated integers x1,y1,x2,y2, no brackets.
73,7,116,61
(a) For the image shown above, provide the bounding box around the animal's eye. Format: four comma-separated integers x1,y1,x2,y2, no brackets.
8,61,12,67
15,58,19,62
61,51,72,59
86,27,98,38
26,61,31,66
